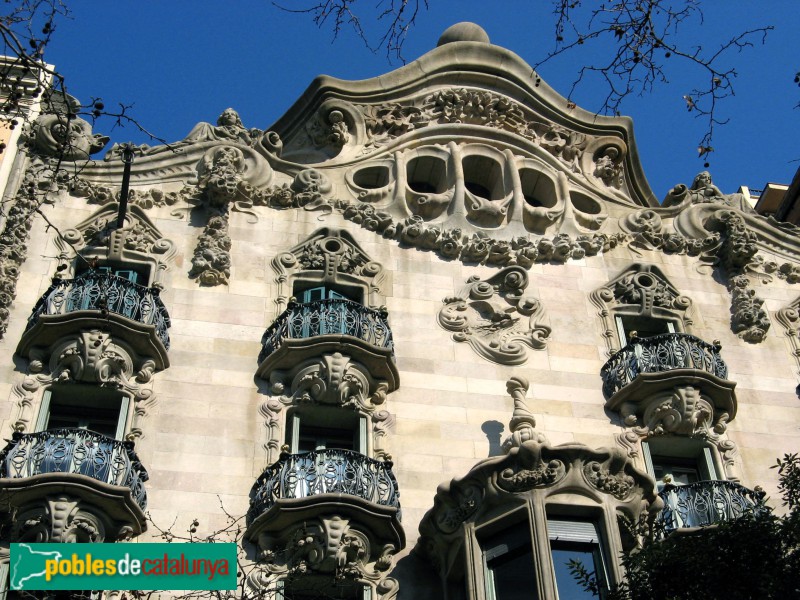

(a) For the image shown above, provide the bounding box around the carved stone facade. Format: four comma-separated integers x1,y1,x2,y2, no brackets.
0,21,798,600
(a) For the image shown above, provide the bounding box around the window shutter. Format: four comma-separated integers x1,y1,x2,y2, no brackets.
702,446,718,480
641,441,655,477
289,413,301,454
547,519,600,544
115,395,131,440
358,416,368,455
35,390,53,432
615,316,628,346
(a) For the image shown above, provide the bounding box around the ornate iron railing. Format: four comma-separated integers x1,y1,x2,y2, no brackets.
26,272,171,350
248,449,400,524
656,480,766,535
600,333,728,397
259,299,394,364
0,428,149,510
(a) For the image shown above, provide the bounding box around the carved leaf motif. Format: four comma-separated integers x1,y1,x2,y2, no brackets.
497,459,565,492
583,461,635,500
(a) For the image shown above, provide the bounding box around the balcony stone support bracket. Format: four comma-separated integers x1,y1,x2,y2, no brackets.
246,515,399,600
0,491,140,543
439,266,551,365
590,263,693,356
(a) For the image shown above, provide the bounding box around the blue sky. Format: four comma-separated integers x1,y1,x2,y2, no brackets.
41,1,799,201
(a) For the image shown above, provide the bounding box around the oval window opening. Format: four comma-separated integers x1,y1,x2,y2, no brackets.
462,155,504,200
519,168,556,208
407,156,447,194
352,165,391,189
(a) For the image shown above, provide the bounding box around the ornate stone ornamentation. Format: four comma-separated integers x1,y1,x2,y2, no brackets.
10,335,157,440
501,376,548,451
263,353,393,464
308,109,351,149
272,227,386,311
663,171,754,213
590,264,693,355
190,213,232,286
9,496,114,543
27,114,109,160
497,458,565,492
59,202,177,286
583,460,635,500
250,516,400,600
0,157,71,338
706,211,770,343
439,266,550,365
622,385,727,437
775,296,800,379
418,438,660,583
432,484,484,535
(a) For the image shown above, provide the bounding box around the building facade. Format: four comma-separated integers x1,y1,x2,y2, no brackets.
0,22,799,599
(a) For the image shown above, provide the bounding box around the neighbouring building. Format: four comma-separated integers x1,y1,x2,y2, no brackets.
1,22,799,599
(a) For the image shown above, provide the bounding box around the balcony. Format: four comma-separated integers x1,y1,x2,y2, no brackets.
0,429,149,540
657,480,766,536
601,333,737,431
17,272,171,370
601,333,728,398
256,299,398,390
245,449,404,550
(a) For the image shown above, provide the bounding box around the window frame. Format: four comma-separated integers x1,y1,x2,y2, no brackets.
615,315,676,347
287,409,368,456
35,386,131,440
547,518,610,600
642,439,719,489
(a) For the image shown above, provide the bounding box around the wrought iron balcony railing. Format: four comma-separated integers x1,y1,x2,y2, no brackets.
0,428,149,511
657,480,766,535
27,272,171,350
258,299,394,364
248,449,400,524
600,333,728,398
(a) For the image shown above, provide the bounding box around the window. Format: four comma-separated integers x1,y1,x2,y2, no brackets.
548,519,608,600
615,315,675,346
479,521,538,600
642,438,718,490
287,407,367,455
75,261,151,285
35,385,129,440
294,284,362,304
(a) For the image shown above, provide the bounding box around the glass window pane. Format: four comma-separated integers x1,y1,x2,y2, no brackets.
481,525,538,600
489,548,538,600
551,545,601,600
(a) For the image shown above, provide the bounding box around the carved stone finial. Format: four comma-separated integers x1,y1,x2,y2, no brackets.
507,376,535,432
502,376,547,452
437,22,490,46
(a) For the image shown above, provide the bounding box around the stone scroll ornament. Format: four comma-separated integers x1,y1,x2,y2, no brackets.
439,266,550,365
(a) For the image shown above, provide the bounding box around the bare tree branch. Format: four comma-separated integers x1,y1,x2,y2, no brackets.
538,0,772,167
273,0,429,62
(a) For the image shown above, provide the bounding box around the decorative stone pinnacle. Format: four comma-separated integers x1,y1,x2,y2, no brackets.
507,376,536,433
502,376,548,453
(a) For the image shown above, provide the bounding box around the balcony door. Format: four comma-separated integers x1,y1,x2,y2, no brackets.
297,286,355,338
286,410,368,498
67,265,141,315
